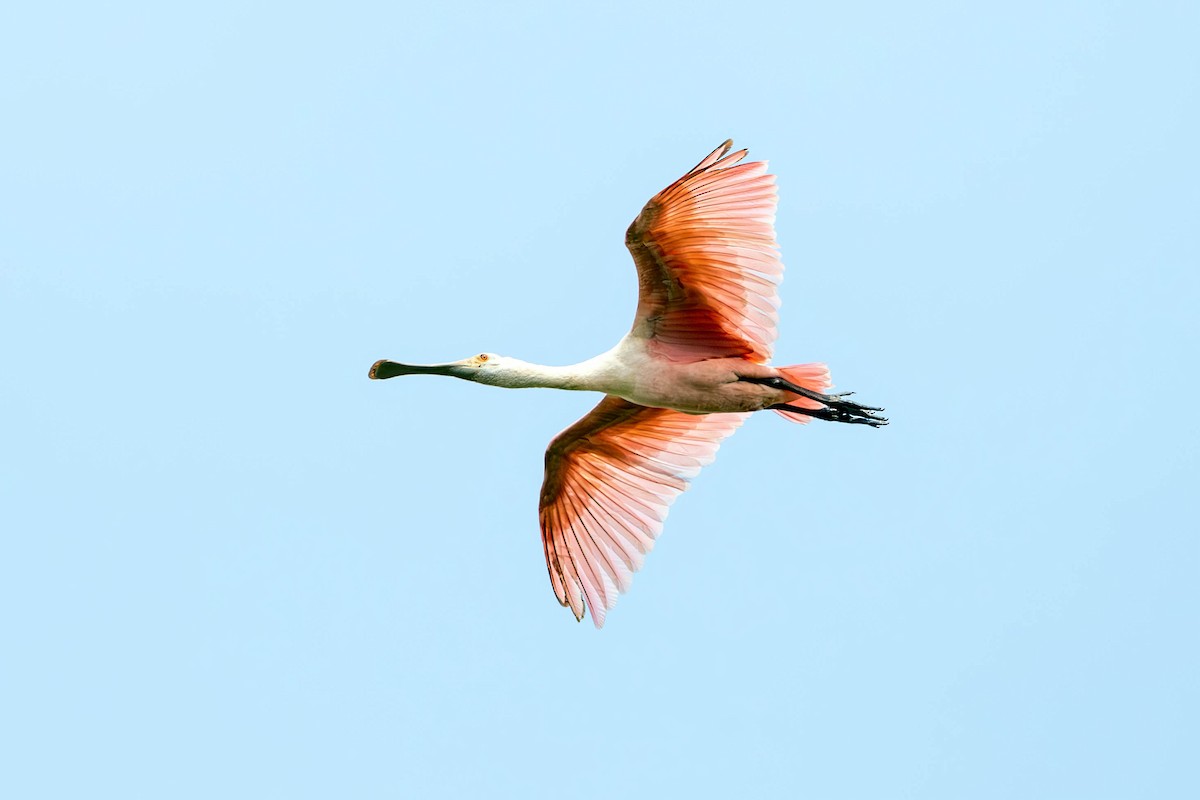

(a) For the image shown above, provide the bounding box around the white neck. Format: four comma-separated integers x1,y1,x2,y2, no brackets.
475,357,609,391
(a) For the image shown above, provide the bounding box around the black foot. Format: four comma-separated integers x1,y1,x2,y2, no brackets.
769,402,888,427
745,375,888,427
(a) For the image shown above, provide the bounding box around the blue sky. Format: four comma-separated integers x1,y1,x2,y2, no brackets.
2,2,1197,797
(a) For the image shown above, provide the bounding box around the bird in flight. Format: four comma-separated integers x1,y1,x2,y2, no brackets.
370,140,885,627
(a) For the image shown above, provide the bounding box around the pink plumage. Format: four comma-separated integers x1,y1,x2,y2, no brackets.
626,142,782,364
540,397,748,627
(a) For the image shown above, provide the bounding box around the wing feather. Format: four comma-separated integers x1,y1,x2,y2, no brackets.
539,395,748,627
626,141,783,363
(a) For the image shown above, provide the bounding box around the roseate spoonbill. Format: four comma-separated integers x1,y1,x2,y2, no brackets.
370,140,885,627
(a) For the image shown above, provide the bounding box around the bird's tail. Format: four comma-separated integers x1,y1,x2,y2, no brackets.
771,363,832,424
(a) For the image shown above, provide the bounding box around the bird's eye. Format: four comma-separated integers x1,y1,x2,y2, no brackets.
478,353,489,362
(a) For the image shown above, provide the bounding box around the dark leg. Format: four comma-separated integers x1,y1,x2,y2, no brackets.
769,402,888,427
742,375,888,426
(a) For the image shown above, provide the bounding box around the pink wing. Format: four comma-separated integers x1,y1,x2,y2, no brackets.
539,395,748,627
625,140,783,364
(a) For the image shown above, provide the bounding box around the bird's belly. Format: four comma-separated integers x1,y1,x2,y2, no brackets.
594,345,779,414
617,367,774,415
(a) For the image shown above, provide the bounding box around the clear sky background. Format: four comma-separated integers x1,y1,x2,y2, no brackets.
2,2,1197,797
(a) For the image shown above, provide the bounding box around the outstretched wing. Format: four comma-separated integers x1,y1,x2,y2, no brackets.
539,395,748,628
625,140,783,364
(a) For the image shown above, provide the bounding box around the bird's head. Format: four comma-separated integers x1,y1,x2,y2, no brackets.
368,352,521,386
